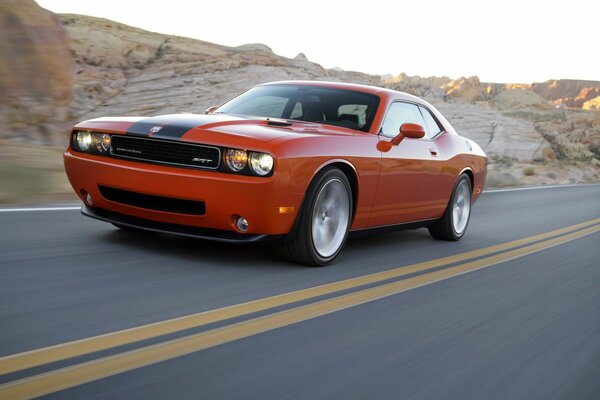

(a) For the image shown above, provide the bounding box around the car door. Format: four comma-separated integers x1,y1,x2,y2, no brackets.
369,101,444,227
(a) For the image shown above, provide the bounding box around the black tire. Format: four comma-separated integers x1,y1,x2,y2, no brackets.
428,174,472,241
281,168,353,267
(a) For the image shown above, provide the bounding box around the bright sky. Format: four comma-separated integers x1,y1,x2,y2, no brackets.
37,0,598,83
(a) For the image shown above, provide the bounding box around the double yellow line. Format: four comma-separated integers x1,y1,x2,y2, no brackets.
1,218,599,399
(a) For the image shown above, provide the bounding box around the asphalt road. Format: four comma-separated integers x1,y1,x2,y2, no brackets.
0,184,599,399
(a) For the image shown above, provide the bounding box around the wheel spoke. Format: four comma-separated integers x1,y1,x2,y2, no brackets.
311,178,350,258
452,180,471,235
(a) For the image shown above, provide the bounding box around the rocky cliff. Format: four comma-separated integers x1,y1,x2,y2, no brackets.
0,0,73,143
60,14,379,124
531,80,600,108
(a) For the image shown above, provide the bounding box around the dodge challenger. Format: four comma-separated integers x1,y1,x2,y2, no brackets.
64,81,487,266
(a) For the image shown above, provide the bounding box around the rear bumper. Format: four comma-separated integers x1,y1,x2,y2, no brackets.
82,204,269,243
64,150,302,235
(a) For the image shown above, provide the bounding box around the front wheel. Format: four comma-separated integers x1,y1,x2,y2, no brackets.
281,168,352,266
428,174,472,241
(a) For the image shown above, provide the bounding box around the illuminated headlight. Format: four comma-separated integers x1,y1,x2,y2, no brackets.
73,131,111,154
96,134,111,153
224,149,248,172
249,152,273,176
73,131,110,154
75,131,92,152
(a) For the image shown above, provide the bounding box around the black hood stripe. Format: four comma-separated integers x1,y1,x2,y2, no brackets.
126,114,248,140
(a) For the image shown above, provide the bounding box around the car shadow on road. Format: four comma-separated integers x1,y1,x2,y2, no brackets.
98,224,442,270
99,228,291,270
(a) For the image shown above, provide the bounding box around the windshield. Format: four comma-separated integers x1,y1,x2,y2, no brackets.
215,84,380,132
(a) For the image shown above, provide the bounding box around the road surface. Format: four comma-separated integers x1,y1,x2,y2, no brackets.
0,184,599,399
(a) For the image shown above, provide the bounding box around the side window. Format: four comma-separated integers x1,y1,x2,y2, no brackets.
419,106,442,138
338,104,368,127
380,102,425,137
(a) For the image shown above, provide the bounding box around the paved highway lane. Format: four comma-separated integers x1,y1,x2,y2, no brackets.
0,184,599,399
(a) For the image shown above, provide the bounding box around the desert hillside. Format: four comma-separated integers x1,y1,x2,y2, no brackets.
1,0,599,203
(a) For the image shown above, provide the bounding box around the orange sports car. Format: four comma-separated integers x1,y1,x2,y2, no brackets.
64,81,487,266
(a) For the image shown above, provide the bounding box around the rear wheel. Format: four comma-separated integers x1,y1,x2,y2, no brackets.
428,174,472,241
281,168,352,266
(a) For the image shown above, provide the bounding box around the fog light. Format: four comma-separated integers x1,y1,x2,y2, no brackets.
85,193,93,206
236,216,249,232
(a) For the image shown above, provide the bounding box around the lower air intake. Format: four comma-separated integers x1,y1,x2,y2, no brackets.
98,186,205,215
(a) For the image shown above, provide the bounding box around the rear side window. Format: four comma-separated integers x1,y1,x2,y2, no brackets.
380,102,425,137
338,104,368,126
419,106,442,138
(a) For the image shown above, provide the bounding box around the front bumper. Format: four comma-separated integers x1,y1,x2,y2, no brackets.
82,204,269,243
64,150,302,235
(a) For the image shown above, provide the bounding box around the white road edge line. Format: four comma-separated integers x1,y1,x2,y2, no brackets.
0,206,81,213
483,183,599,193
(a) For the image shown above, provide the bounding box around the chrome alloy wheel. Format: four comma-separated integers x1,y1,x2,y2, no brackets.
311,178,350,258
452,179,471,235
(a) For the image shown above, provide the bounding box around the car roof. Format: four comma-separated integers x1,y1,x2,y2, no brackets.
260,80,421,102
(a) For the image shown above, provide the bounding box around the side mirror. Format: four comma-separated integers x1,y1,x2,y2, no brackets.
377,123,426,152
391,123,426,145
205,106,218,114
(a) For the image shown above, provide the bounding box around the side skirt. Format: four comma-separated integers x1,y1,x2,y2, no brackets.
349,219,436,239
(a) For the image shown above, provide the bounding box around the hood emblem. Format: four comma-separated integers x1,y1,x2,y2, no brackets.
150,126,163,133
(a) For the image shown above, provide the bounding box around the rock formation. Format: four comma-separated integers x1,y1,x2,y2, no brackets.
443,76,489,102
0,0,73,143
383,73,449,100
583,96,600,111
530,79,600,108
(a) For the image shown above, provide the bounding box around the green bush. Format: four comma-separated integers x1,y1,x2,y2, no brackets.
523,167,536,176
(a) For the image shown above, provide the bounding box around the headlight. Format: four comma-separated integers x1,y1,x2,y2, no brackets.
224,149,248,172
73,131,111,154
96,134,111,153
75,131,92,152
249,152,273,176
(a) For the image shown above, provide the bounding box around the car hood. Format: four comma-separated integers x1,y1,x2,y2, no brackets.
75,113,364,145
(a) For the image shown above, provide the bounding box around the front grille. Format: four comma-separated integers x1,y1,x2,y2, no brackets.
99,186,206,215
110,136,220,169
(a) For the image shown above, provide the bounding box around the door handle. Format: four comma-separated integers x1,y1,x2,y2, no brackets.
429,148,438,157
